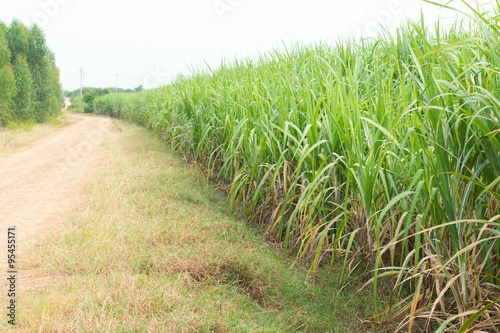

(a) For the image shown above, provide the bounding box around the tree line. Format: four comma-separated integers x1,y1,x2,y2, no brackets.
64,85,143,99
65,86,143,113
0,19,63,127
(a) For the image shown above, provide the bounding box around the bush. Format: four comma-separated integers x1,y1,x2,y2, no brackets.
82,91,97,113
67,95,85,113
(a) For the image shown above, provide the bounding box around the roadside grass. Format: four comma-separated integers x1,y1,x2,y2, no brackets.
14,120,386,332
0,113,80,155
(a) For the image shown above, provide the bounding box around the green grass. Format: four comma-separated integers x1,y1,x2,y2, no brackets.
14,120,385,332
93,4,500,331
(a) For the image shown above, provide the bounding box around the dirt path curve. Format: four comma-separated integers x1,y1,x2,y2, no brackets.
0,114,113,273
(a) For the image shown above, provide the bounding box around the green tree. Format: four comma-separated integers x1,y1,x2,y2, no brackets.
6,19,30,64
27,24,47,67
0,23,11,68
48,62,63,115
13,55,34,121
0,65,17,126
82,91,97,113
47,50,63,107
27,24,57,121
35,57,61,121
0,21,62,125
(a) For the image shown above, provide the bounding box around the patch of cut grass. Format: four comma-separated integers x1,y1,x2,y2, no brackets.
0,113,79,155
14,120,383,332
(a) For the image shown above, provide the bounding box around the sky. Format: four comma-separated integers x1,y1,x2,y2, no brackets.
0,0,495,91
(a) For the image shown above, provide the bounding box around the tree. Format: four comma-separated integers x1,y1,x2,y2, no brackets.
36,57,60,121
48,61,63,114
0,20,62,124
0,25,14,124
6,19,30,64
0,23,11,68
27,24,47,67
82,91,97,113
13,55,33,121
27,24,60,121
0,65,17,126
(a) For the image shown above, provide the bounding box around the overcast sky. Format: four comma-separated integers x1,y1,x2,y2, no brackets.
0,0,494,91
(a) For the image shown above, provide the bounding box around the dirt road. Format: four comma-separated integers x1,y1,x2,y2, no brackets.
0,114,112,270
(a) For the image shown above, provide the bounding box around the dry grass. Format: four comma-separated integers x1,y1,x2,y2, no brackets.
0,113,79,155
4,119,387,332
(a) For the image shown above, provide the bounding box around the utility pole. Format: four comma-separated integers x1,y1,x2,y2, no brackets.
78,66,85,96
115,73,118,93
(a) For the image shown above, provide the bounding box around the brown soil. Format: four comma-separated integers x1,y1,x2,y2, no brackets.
0,114,113,289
